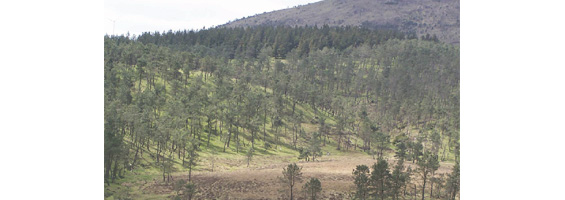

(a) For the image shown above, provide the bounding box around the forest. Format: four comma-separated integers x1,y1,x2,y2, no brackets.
104,25,459,199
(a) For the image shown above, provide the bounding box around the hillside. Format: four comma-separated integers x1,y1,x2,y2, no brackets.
223,0,460,44
105,33,460,199
105,17,460,199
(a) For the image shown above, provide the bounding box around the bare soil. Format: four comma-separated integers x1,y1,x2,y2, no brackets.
142,155,454,200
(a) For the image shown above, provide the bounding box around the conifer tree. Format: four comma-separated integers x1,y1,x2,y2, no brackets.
280,163,303,200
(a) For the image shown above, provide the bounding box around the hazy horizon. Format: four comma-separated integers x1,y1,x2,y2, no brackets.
105,0,322,36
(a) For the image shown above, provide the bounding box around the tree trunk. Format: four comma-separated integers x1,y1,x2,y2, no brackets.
430,173,434,199
421,173,427,200
188,164,192,182
132,144,140,170
182,147,186,166
414,184,417,200
223,137,227,152
430,182,433,200
156,142,160,163
337,134,342,150
263,107,267,142
381,178,385,200
290,184,294,200
105,157,112,185
226,124,232,148
162,162,166,182
274,126,278,150
198,118,202,141
207,128,212,147
251,130,255,149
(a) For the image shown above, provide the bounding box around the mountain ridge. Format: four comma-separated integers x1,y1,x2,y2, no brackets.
223,0,459,44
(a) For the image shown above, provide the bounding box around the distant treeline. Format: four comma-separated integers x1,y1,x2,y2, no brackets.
132,25,440,59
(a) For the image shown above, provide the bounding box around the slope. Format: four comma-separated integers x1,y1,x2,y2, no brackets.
223,0,460,44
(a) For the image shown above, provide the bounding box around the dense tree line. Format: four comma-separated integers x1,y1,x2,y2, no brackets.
104,25,459,196
135,25,413,59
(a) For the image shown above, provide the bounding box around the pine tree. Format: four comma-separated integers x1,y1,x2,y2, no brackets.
353,165,370,200
370,158,391,200
280,163,303,200
417,151,440,200
447,162,460,200
303,178,322,200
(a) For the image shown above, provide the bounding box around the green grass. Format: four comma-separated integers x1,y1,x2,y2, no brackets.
106,66,457,200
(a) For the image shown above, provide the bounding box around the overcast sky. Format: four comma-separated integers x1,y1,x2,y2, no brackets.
105,0,322,36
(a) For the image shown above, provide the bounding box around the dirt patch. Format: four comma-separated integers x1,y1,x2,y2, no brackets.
137,155,455,199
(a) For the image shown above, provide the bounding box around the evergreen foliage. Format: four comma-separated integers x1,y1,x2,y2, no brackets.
280,163,303,200
353,165,371,200
303,178,322,200
104,24,459,197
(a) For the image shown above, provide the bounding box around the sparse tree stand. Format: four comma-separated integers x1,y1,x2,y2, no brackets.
298,147,311,162
280,163,303,200
447,162,460,200
417,151,440,200
309,132,322,161
303,178,322,200
430,174,445,199
162,150,174,182
104,27,460,197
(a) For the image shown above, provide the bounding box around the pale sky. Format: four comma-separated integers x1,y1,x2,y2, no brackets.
105,0,322,36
